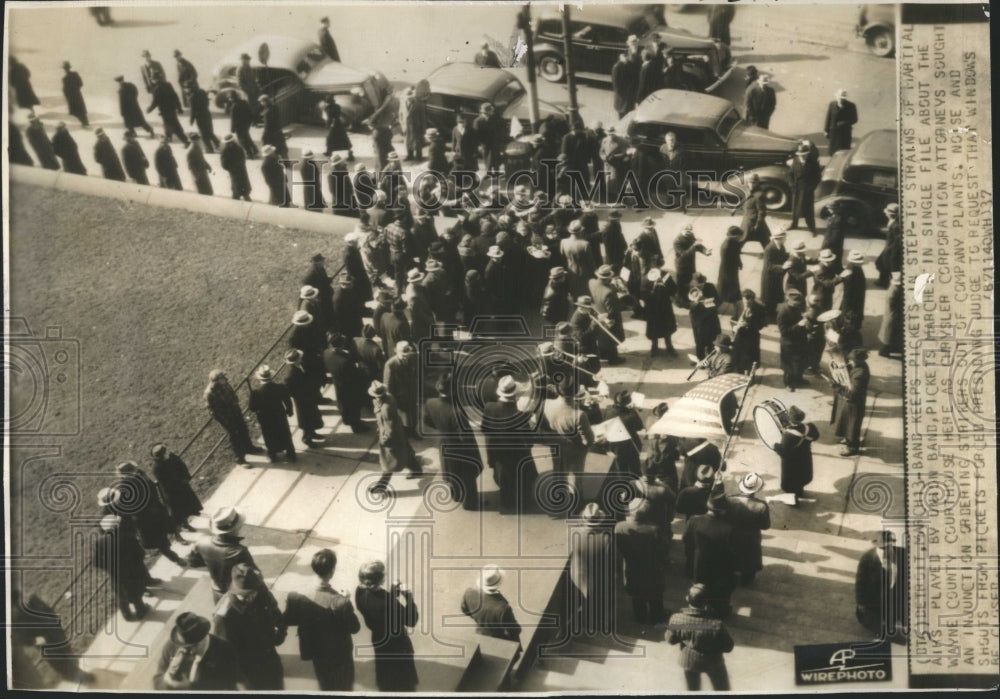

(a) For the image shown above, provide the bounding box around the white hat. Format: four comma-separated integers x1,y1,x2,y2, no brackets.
481,565,504,592
292,310,313,325
497,375,518,397
211,506,245,534
300,285,318,300
739,472,765,495
847,250,864,265
487,246,504,259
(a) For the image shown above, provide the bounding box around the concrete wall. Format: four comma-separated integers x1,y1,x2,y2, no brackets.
9,164,361,237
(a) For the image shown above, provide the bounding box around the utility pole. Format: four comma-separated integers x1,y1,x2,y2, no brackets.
561,3,580,126
518,4,540,134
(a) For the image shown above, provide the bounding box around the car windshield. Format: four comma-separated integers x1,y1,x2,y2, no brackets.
492,81,524,111
628,16,652,37
716,108,741,142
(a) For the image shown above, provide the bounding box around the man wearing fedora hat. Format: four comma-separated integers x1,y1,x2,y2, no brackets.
248,365,296,463
840,250,867,321
424,372,482,509
730,289,765,374
855,531,909,643
760,227,789,323
561,220,597,298
220,133,252,201
328,153,356,214
589,265,626,365
615,498,669,628
775,405,819,501
705,334,735,377
153,134,182,190
879,271,904,358
645,267,678,358
187,81,220,152
121,131,150,184
116,74,155,138
824,88,858,155
383,341,420,439
369,380,422,494
140,49,165,93
302,253,335,331
541,267,572,326
51,121,86,175
214,563,287,689
782,240,813,297
482,375,538,514
777,288,809,389
676,463,717,519
811,248,844,312
740,173,771,248
683,488,736,615
91,513,156,620
678,437,722,489
542,377,596,509
667,583,735,690
146,75,189,146
284,349,325,448
258,94,288,159
323,333,370,433
299,150,326,211
186,132,214,194
788,142,821,233
187,506,257,601
261,145,291,206
204,370,262,464
154,612,247,690
227,91,258,158
461,565,521,643
405,270,435,346
60,60,88,126
726,473,771,585
289,310,329,404
875,202,902,288
93,127,126,181
113,461,187,564
332,271,364,338
833,348,870,456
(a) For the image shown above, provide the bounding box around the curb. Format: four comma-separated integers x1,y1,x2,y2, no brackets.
9,164,361,237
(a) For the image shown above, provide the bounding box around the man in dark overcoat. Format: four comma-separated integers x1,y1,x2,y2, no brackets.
147,77,189,145
759,227,789,323
740,173,771,247
688,276,722,361
220,134,252,201
588,265,626,365
840,250,867,321
248,365,296,462
667,583,735,690
324,333,369,433
824,88,858,155
186,134,214,194
261,145,290,205
611,52,639,118
318,17,341,61
93,515,150,620
140,49,165,92
154,135,183,189
229,92,258,158
683,492,736,615
730,289,765,373
726,472,771,585
788,143,822,233
482,376,538,514
186,506,257,601
615,498,669,626
61,61,88,125
383,341,420,438
777,289,809,389
121,131,150,184
332,272,364,339
833,348,870,456
775,405,819,500
51,122,87,175
283,350,324,447
424,373,483,510
187,84,220,152
258,95,288,159
25,115,59,170
204,370,260,464
173,50,199,105
744,74,776,128
461,565,521,642
116,75,155,137
369,381,422,493
150,442,202,532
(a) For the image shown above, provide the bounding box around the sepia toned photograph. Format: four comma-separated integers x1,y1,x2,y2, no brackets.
4,1,996,693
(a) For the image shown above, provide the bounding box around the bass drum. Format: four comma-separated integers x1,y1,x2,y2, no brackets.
753,398,790,451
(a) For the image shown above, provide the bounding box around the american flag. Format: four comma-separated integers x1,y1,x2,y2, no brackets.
648,374,749,440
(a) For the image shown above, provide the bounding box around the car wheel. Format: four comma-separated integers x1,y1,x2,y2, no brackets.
537,54,566,83
866,27,894,57
759,180,790,211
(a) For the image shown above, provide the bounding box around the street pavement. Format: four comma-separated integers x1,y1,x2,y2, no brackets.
10,3,905,692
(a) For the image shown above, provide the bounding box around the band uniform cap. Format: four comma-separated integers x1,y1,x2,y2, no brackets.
688,287,703,302
171,612,211,646
596,265,614,279
256,364,273,382
581,502,608,525
847,250,864,264
211,506,245,534
292,310,313,325
787,405,806,423
497,375,518,397
284,349,303,364
818,249,836,262
739,472,765,495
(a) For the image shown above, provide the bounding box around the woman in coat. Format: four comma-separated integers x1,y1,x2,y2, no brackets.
355,560,418,692
644,267,678,357
150,443,202,532
716,226,744,309
323,97,354,159
774,405,819,502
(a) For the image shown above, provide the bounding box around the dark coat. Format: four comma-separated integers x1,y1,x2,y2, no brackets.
683,513,736,594
674,239,706,297
118,81,148,129
482,400,537,512
667,607,734,672
541,281,572,325
115,470,174,549
51,128,87,175
840,266,867,320
213,589,286,690
461,588,521,642
569,523,616,623
716,235,744,304
355,586,418,691
319,27,341,61
825,99,858,154
248,381,294,454
646,274,678,340
676,484,712,519
262,153,290,205
789,154,821,211
611,59,639,116
324,102,352,153
283,585,360,691
730,299,766,372
62,70,88,123
821,209,848,260
878,279,904,351
332,284,364,339
775,421,819,494
323,348,367,427
636,59,661,104
302,263,335,330
10,59,40,108
601,220,628,273
689,282,721,356
759,241,789,316
230,97,254,132
140,59,166,93
378,310,411,351
147,81,183,117
833,361,869,447
187,534,256,597
154,635,246,691
424,395,483,508
725,494,770,573
151,452,202,523
9,123,34,166
261,106,287,157
855,546,908,634
154,143,182,189
812,263,843,311
383,354,418,429
285,364,324,432
92,529,148,596
614,519,669,597
744,84,776,128
190,88,217,138
374,393,416,472
220,140,252,197
679,440,722,489
122,141,150,184
186,143,214,194
26,122,59,170
740,189,770,244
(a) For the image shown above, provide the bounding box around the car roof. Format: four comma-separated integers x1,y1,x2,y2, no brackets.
216,35,325,72
305,62,369,89
536,3,657,27
425,63,520,100
631,89,733,129
847,129,897,169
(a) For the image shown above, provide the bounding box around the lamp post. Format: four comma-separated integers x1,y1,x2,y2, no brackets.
517,4,540,134
561,3,580,125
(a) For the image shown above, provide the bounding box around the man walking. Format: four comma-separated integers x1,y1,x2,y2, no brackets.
615,498,669,629
229,93,258,158
188,84,220,152
51,122,87,175
93,127,126,181
461,565,521,643
116,75,155,138
824,88,858,155
147,77,189,145
423,373,483,509
667,583,735,690
61,61,88,125
140,49,165,92
220,134,252,201
25,115,59,170
611,53,638,118
92,515,151,620
155,135,183,189
173,50,199,105
369,381,422,495
788,142,821,233
186,134,214,195
121,131,150,184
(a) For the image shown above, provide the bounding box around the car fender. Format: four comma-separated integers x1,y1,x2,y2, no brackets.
814,194,874,226
741,163,792,186
533,42,564,59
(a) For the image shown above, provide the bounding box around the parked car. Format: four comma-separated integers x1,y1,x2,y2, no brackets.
815,128,898,233
418,62,567,135
857,4,895,57
532,4,734,93
618,89,800,209
207,35,382,129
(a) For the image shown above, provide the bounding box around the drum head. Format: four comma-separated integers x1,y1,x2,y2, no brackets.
753,402,785,451
817,309,842,323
